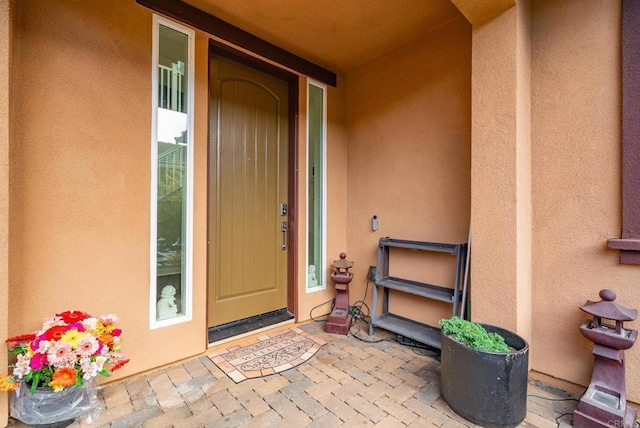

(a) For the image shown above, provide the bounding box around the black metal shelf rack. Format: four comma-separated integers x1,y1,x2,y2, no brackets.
368,237,468,349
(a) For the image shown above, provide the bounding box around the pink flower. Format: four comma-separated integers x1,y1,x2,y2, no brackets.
99,314,118,325
33,338,51,354
47,341,73,367
40,315,65,331
66,322,85,332
29,353,47,370
76,336,99,357
30,336,50,353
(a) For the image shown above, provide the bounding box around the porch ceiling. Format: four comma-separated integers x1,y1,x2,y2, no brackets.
182,0,463,72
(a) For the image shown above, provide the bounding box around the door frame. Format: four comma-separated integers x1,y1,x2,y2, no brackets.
207,39,299,325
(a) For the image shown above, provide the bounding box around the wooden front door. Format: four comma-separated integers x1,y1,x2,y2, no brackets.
208,51,290,328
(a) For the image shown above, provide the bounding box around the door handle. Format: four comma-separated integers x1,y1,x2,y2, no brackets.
281,221,288,250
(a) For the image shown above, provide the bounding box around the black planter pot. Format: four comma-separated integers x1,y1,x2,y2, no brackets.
34,420,75,428
440,324,530,428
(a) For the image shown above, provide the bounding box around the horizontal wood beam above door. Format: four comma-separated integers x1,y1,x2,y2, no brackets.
137,0,337,87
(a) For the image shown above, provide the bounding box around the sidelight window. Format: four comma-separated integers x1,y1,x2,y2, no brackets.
150,16,194,327
307,81,327,290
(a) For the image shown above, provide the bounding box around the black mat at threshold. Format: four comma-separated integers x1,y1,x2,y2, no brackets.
208,309,294,343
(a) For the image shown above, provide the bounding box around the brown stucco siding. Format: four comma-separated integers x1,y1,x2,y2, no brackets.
345,15,472,328
8,0,209,382
1,0,11,425
531,0,640,403
4,0,640,410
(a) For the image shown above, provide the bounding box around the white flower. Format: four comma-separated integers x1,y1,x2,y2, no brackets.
13,354,32,379
41,315,65,331
81,317,98,331
99,314,119,325
94,356,107,373
100,345,110,356
80,357,100,380
35,339,51,354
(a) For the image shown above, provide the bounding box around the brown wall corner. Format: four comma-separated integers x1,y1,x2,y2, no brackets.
0,0,11,426
469,2,532,341
0,0,10,425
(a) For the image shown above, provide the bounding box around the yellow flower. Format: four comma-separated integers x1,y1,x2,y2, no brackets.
0,374,18,391
95,320,114,335
59,329,88,349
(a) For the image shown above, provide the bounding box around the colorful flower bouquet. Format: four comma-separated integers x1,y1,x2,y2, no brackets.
0,310,129,394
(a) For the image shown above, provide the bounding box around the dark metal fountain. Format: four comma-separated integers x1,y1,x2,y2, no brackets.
574,289,638,428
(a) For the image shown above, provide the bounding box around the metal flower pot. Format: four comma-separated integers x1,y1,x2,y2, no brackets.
9,380,98,426
440,324,529,428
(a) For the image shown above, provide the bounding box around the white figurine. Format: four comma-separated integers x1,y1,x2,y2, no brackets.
308,265,318,287
157,285,178,320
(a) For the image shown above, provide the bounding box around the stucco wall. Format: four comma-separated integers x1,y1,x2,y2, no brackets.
345,16,471,327
7,0,348,388
7,0,638,411
0,0,10,424
8,0,210,382
531,0,640,402
469,2,531,336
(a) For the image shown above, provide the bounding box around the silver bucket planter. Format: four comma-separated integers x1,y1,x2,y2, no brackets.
9,380,99,427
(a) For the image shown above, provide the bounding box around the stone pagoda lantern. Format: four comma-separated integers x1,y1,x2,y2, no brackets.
325,253,353,335
574,289,637,428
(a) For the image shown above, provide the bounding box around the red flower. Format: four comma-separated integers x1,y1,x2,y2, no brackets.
5,333,36,343
112,329,122,337
57,310,90,324
43,325,69,341
110,359,130,372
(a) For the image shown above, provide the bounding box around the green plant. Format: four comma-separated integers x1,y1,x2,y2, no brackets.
439,317,510,353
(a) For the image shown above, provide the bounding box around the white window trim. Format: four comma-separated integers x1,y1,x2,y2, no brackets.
150,15,195,328
306,79,328,293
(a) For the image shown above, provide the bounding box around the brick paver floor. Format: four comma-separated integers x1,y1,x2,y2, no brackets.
7,320,582,428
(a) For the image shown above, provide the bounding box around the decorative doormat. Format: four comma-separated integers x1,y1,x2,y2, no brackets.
209,326,326,382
